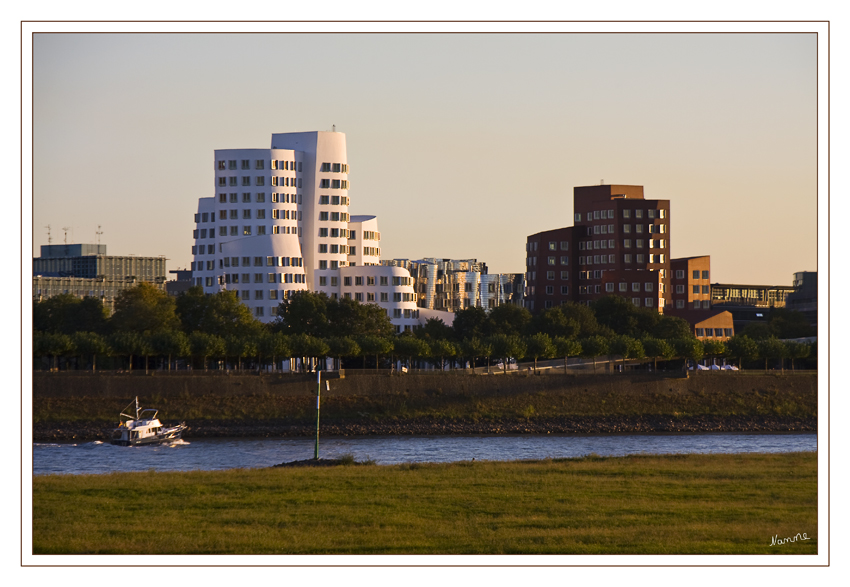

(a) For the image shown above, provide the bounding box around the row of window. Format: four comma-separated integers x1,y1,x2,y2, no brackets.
194,256,304,269
696,328,733,337
318,212,351,222
320,162,349,173
218,159,268,171
215,193,301,205
577,253,666,265
672,285,711,294
574,209,667,222
318,195,351,205
216,159,305,173
272,160,298,171
362,247,380,257
219,176,279,188
319,244,353,254
318,228,349,238
623,239,667,248
318,179,350,189
271,177,298,187
317,260,347,270
362,231,380,241
678,300,712,310
218,273,306,285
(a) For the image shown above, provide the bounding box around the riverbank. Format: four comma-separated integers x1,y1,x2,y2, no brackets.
33,452,817,554
32,371,817,441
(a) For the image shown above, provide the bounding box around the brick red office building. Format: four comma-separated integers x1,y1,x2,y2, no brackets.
525,184,671,312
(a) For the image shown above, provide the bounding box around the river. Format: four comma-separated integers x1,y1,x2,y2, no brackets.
32,432,817,476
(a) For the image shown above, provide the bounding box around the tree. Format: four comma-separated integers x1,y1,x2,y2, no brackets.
673,338,704,366
651,315,694,340
452,306,489,341
273,291,393,339
726,335,759,370
111,283,179,334
702,339,727,368
149,330,189,371
529,306,580,339
738,321,776,340
642,337,674,371
558,302,602,338
35,295,110,335
553,336,582,375
354,335,394,370
176,287,263,338
108,331,145,371
579,335,609,372
766,308,815,339
225,335,256,371
609,335,643,371
188,332,225,371
261,332,293,372
429,339,458,371
592,295,659,338
325,337,360,371
486,304,532,337
394,335,431,371
786,341,811,371
460,337,492,373
758,337,788,373
524,333,555,372
34,332,74,370
488,334,526,374
71,331,110,372
416,317,453,342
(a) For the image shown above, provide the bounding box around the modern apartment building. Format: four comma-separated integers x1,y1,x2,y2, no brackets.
670,256,711,310
191,131,418,330
525,184,671,312
32,244,167,313
383,258,525,312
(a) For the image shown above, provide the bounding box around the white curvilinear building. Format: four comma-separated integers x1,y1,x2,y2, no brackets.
190,130,419,331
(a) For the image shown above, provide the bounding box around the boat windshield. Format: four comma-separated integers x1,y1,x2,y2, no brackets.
138,409,159,421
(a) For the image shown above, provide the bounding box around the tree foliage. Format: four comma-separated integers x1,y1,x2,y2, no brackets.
111,283,180,334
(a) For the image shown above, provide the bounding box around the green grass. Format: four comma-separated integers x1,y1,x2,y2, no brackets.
32,452,817,555
34,383,817,425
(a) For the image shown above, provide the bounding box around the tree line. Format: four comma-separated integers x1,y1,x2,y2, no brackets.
33,284,815,373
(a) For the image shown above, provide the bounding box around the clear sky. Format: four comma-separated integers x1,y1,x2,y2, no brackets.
32,32,817,285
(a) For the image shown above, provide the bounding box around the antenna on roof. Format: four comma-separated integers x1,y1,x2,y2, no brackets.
62,226,70,245
96,225,103,245
332,124,336,132
601,179,604,185
45,225,51,245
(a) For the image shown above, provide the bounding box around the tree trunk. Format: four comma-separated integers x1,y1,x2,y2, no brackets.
564,356,568,374
92,354,97,373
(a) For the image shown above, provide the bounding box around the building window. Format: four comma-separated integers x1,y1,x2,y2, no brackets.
636,255,644,263
549,242,557,251
319,261,327,270
243,226,252,235
693,301,701,309
574,213,581,222
703,300,710,309
645,298,654,307
605,283,614,292
319,212,329,221
547,271,555,280
380,292,388,302
675,299,685,309
545,285,554,295
624,254,632,263
623,209,631,218
702,285,709,294
257,226,266,235
560,271,569,280
632,282,640,292
702,271,709,279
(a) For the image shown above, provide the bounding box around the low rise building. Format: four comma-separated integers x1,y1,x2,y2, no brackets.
32,243,167,313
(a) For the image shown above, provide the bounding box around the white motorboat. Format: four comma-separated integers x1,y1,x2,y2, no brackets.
110,397,188,446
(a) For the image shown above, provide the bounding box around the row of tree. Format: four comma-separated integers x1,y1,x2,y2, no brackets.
33,285,816,372
33,328,813,374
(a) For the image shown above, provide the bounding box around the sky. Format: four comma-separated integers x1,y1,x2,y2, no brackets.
31,31,817,285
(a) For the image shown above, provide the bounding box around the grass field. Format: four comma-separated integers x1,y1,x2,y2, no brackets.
32,452,817,555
